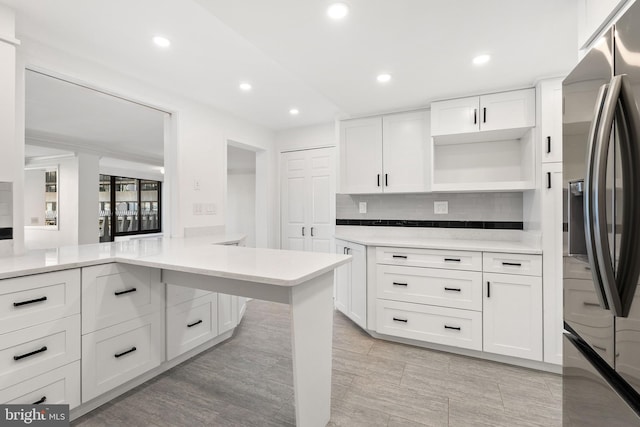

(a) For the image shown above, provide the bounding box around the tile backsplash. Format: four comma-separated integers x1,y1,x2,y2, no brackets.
337,192,523,222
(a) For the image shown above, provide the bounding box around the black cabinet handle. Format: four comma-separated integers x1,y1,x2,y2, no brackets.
392,282,408,287
302,227,305,236
583,301,601,307
444,287,461,292
32,396,46,405
392,317,408,323
310,227,314,237
115,287,137,296
377,174,381,187
593,344,607,351
343,247,347,254
487,281,491,298
392,255,407,259
187,319,203,328
14,346,47,361
345,247,351,255
385,174,388,187
473,109,477,124
444,258,461,262
115,347,137,358
547,136,551,154
502,262,522,267
444,325,461,331
547,172,552,189
483,107,487,123
13,296,47,307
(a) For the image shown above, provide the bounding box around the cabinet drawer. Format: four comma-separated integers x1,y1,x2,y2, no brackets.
376,247,481,271
167,293,218,360
377,265,482,311
564,278,613,329
0,361,80,409
82,312,163,402
0,269,80,335
82,264,163,334
166,284,213,307
564,256,593,280
376,299,482,351
0,315,80,388
483,252,542,276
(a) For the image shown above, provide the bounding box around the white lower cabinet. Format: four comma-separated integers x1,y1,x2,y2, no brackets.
335,240,367,329
483,272,543,360
167,293,218,360
82,311,163,402
376,299,482,350
0,361,80,409
218,294,239,335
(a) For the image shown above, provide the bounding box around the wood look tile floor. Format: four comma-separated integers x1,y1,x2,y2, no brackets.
72,300,562,427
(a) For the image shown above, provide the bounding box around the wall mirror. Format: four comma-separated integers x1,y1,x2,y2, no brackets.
24,166,59,229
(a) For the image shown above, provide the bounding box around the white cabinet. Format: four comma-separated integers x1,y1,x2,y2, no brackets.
334,239,367,329
431,89,535,137
218,293,239,334
539,79,563,163
542,162,564,365
483,272,543,361
281,147,336,253
339,111,430,194
166,293,218,360
578,0,628,49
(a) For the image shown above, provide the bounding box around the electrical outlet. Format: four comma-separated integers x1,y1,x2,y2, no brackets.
359,202,367,214
434,201,448,215
193,203,202,215
205,203,217,215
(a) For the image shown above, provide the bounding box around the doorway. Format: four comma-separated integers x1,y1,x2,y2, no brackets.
226,143,258,247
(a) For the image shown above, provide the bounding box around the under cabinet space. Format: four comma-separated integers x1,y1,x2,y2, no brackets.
431,132,535,192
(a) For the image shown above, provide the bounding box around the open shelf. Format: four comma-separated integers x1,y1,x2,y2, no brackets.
432,127,532,146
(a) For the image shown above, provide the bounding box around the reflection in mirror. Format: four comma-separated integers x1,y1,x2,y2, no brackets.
24,166,58,228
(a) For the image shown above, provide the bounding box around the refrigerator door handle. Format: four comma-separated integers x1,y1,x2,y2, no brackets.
584,83,611,310
614,76,640,317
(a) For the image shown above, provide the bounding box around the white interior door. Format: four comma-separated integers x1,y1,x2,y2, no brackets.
281,151,307,251
309,148,336,253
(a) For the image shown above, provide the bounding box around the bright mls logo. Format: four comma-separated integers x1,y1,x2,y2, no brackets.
1,405,69,426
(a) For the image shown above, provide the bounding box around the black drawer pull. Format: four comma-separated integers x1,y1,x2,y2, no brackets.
14,346,48,361
187,320,203,328
392,317,408,323
32,396,46,405
114,287,137,296
444,325,461,331
115,347,137,358
487,281,491,298
392,255,407,259
546,136,551,154
13,296,48,307
444,287,461,292
593,344,607,352
583,301,601,307
392,282,408,287
444,258,461,262
502,262,522,267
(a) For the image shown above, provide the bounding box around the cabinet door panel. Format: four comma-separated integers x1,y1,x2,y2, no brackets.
431,97,479,136
480,89,535,131
540,79,563,163
309,149,336,253
218,294,238,334
382,111,430,193
334,243,349,314
483,273,542,360
281,152,307,250
339,117,383,194
348,243,367,329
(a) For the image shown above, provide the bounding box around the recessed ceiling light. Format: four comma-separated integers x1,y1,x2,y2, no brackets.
153,36,171,48
473,54,491,65
289,108,300,115
160,167,165,175
327,2,349,20
376,73,392,83
239,82,252,92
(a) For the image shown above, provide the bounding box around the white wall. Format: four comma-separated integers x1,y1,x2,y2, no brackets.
77,153,99,245
276,122,335,152
12,35,278,250
23,169,45,226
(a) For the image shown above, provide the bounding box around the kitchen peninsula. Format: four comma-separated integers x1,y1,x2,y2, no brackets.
0,237,350,427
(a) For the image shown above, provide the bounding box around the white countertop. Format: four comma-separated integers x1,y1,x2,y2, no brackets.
334,234,542,254
0,235,351,286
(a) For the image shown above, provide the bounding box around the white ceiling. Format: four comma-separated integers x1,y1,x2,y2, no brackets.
3,0,579,131
26,70,166,165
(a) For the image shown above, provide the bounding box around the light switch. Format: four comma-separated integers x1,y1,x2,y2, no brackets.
193,203,202,215
193,179,201,191
359,202,367,214
434,201,448,215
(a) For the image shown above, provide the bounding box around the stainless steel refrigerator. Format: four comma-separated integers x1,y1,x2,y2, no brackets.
563,2,640,425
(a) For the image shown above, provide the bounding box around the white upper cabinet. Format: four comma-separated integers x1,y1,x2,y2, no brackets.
339,117,383,194
340,111,430,194
539,79,563,163
431,88,535,138
382,111,430,193
578,0,628,49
